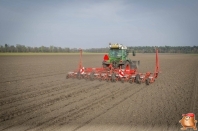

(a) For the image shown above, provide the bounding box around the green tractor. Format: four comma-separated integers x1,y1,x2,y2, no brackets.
102,43,140,69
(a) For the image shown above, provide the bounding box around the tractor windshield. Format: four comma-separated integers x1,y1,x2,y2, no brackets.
109,49,122,58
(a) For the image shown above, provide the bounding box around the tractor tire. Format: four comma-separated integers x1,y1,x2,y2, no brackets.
102,63,108,68
122,61,130,69
131,64,137,69
146,78,150,85
135,74,141,84
131,61,140,69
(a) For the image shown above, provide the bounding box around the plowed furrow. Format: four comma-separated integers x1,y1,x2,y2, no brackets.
0,82,77,113
0,78,63,98
28,84,135,131
0,80,94,119
72,86,145,131
0,82,109,130
0,72,66,84
0,81,66,106
0,79,77,107
19,83,113,130
190,66,198,112
0,71,65,83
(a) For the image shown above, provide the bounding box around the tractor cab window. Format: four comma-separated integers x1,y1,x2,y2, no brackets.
109,49,122,58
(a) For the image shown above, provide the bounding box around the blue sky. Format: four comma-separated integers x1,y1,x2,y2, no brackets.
0,0,198,48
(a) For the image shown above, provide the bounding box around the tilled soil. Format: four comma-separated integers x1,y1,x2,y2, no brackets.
0,53,198,131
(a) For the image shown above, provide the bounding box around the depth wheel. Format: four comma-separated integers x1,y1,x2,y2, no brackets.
129,79,133,84
146,78,150,85
135,74,141,84
111,73,116,82
78,74,83,80
84,76,88,81
89,72,95,81
77,72,81,80
66,74,69,79
121,77,125,83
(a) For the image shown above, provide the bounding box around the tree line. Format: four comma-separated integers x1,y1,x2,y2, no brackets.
0,44,198,53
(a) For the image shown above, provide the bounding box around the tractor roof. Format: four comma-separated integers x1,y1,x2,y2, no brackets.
109,43,127,49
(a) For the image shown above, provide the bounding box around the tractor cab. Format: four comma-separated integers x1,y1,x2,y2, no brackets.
108,43,128,62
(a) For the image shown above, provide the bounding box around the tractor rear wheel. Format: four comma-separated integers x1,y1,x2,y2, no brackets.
102,63,108,68
131,61,139,69
131,64,137,69
122,61,131,69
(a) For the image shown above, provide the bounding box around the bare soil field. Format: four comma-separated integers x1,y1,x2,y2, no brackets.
0,53,198,131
